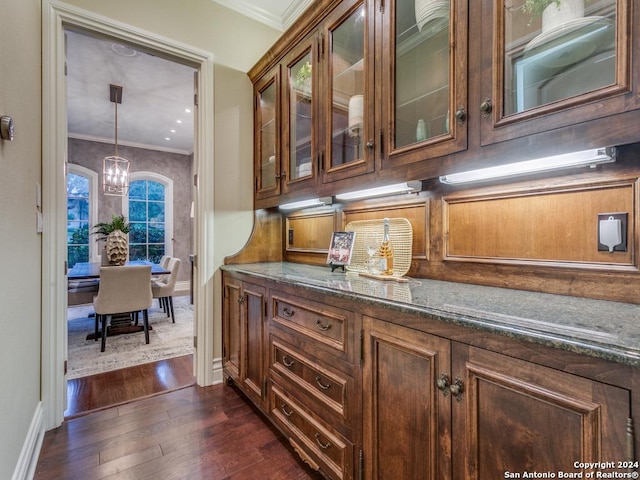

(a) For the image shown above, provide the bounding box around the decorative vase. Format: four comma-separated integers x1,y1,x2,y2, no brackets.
542,0,584,33
105,230,128,266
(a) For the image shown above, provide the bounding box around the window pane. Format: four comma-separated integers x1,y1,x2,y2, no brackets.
68,245,89,268
129,201,147,222
128,179,167,262
148,202,165,222
129,244,146,261
148,224,165,243
129,223,147,243
148,181,165,201
129,181,146,200
148,245,165,263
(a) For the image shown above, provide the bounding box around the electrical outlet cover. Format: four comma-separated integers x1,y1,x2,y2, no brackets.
597,212,627,252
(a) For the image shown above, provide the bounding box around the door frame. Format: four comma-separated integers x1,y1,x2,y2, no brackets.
42,0,216,429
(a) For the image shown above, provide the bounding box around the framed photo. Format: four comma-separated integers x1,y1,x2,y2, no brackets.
326,231,356,266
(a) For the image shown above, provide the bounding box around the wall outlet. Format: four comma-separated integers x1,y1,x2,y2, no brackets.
597,212,627,252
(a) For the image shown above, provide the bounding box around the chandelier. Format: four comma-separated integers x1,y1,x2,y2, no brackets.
102,84,130,196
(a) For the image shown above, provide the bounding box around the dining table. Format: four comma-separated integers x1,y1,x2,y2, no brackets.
68,260,170,280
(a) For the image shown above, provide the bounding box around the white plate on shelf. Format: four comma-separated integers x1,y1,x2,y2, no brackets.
524,16,614,68
415,0,449,33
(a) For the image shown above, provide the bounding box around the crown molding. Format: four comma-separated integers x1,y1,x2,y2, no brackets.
211,0,312,31
68,133,193,156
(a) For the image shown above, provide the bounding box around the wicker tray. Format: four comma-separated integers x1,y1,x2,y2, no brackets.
345,218,413,277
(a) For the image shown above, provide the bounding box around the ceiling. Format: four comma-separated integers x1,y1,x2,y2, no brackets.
66,0,310,155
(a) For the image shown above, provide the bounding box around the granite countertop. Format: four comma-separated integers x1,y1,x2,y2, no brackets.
221,262,640,366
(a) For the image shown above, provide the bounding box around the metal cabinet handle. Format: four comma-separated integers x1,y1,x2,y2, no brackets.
237,295,245,304
449,376,464,402
281,403,294,417
315,376,331,390
315,319,332,331
480,98,492,117
436,372,450,397
314,433,331,450
455,107,466,124
366,139,374,150
282,356,295,368
282,307,295,317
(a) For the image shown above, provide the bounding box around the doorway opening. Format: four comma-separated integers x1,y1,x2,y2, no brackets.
43,1,216,430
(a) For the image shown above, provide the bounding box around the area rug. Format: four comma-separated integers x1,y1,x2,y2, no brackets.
67,295,193,379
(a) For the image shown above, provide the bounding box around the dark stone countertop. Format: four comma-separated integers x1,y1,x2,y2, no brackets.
221,262,640,366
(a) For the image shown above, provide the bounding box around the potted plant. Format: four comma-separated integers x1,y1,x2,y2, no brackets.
523,0,585,32
93,214,131,266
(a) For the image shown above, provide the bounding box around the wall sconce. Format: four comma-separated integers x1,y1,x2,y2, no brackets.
279,196,333,210
335,181,422,201
439,147,615,185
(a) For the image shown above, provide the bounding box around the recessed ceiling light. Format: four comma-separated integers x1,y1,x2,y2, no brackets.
165,137,171,141
185,108,192,113
170,129,176,133
176,119,183,124
110,43,137,57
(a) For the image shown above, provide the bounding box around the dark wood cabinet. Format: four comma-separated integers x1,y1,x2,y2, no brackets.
254,67,281,201
222,268,638,479
478,0,636,146
222,273,267,409
363,311,633,479
362,316,452,479
250,0,640,208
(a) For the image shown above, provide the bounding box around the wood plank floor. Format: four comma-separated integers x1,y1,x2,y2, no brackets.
65,355,196,418
37,358,325,479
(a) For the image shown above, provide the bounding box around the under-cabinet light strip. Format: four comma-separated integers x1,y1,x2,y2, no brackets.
335,181,422,201
439,147,615,185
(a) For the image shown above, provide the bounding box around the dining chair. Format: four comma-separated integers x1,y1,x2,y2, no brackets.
93,265,153,352
151,255,171,282
152,257,181,323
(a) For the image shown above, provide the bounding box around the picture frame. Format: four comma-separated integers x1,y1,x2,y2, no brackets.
326,231,356,267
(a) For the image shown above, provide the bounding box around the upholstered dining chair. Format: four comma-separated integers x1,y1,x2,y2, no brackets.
151,255,171,282
93,265,153,352
152,257,180,323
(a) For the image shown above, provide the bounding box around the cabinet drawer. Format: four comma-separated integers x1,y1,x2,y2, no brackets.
271,292,351,355
271,338,354,426
270,382,354,480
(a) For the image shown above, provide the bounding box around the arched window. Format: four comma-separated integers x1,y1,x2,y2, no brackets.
124,172,173,263
67,164,98,267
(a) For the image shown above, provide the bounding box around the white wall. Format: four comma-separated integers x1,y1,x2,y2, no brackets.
0,0,43,478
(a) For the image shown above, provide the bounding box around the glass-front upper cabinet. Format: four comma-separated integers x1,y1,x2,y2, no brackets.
322,0,375,183
282,35,318,193
482,0,632,145
380,0,467,168
255,67,280,200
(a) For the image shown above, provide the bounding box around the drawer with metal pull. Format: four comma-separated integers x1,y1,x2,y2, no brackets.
271,338,355,428
270,382,354,480
271,292,352,356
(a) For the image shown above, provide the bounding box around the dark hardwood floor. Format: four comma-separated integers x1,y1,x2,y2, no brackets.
37,356,324,479
65,354,196,418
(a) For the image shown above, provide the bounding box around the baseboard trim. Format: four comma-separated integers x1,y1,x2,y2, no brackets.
212,357,223,385
12,402,45,480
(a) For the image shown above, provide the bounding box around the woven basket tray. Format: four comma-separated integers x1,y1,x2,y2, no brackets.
345,218,413,277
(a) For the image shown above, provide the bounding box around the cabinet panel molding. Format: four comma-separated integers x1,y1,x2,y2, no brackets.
443,180,637,269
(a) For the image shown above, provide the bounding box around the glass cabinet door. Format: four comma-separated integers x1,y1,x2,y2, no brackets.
255,69,280,199
323,0,374,182
482,0,631,145
283,38,317,191
381,0,467,168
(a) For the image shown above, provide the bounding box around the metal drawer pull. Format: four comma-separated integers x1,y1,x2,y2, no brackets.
315,376,331,390
282,356,295,368
315,319,332,331
449,376,464,402
281,403,294,417
282,307,295,317
314,433,331,450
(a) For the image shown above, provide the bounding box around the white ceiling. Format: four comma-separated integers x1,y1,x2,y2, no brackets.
66,0,309,155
